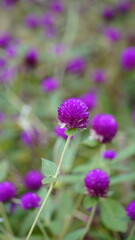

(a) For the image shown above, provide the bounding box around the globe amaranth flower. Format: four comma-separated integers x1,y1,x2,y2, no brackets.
120,47,135,70
0,181,17,202
80,90,97,111
24,170,43,191
20,192,41,210
3,0,19,7
66,57,86,74
116,1,131,14
55,126,68,139
126,201,135,221
102,6,116,21
91,113,118,143
58,98,89,129
24,48,38,68
104,27,121,42
41,77,59,92
103,149,117,160
21,128,39,146
91,69,107,84
84,169,110,197
50,0,65,13
25,14,40,29
0,32,12,49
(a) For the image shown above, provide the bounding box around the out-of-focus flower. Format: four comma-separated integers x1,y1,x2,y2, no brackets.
25,14,40,29
91,113,118,143
102,6,116,21
20,192,41,210
0,181,17,202
0,58,6,68
0,112,5,123
24,170,43,191
84,169,110,197
104,27,121,42
40,12,54,27
2,0,19,8
0,33,12,49
102,150,117,160
80,90,97,111
116,0,131,14
24,48,38,68
58,98,89,129
55,126,68,139
126,201,135,221
41,77,59,92
50,0,65,13
91,69,107,84
120,47,135,70
0,67,17,83
66,57,86,75
21,128,39,146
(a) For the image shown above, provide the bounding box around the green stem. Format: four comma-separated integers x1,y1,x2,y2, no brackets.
80,205,96,240
26,136,71,240
0,202,14,236
127,222,135,240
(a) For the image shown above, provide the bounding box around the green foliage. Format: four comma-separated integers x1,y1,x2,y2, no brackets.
83,195,98,209
41,158,57,177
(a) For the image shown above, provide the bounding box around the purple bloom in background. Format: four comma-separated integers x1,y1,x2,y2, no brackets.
126,201,135,221
2,0,19,8
0,181,17,202
20,192,41,210
41,77,59,92
24,170,43,191
24,48,38,68
102,6,116,21
55,126,68,139
0,67,16,83
103,150,117,160
80,90,97,111
84,169,110,197
40,12,54,27
91,69,107,84
51,43,66,56
0,58,6,68
0,112,5,123
121,47,135,70
104,27,121,42
116,0,131,14
58,98,89,129
66,57,86,75
21,128,39,146
91,113,118,143
0,32,12,49
50,0,65,13
25,14,40,29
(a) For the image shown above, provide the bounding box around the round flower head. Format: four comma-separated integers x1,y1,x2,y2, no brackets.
103,149,117,160
91,69,106,84
58,98,89,129
41,77,59,92
116,1,131,14
21,128,39,146
3,0,19,7
126,201,135,221
0,32,12,49
80,90,97,111
20,192,41,210
25,14,40,29
55,126,68,139
24,48,38,68
66,57,86,74
84,169,110,197
104,27,121,42
0,181,17,202
120,47,135,70
91,113,118,143
24,170,43,191
50,0,65,13
102,6,116,21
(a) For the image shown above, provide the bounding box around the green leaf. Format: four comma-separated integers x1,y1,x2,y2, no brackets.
63,228,86,240
111,172,135,185
42,176,60,184
41,158,57,177
0,160,9,181
83,196,98,209
113,144,135,163
100,198,128,232
65,128,77,136
81,139,99,148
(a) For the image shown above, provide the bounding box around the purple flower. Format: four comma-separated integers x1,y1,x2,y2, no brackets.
24,48,38,68
0,32,12,49
40,12,54,27
25,14,40,29
116,1,131,14
66,57,86,74
55,126,68,139
103,150,117,160
21,128,39,146
0,112,5,123
91,69,107,84
50,0,65,13
120,47,135,70
84,169,110,197
3,0,19,7
0,67,17,83
102,6,116,21
126,201,135,221
20,192,41,210
41,77,59,92
0,181,17,202
24,170,43,191
80,90,97,111
58,98,89,129
91,113,118,143
0,58,6,68
104,27,121,42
